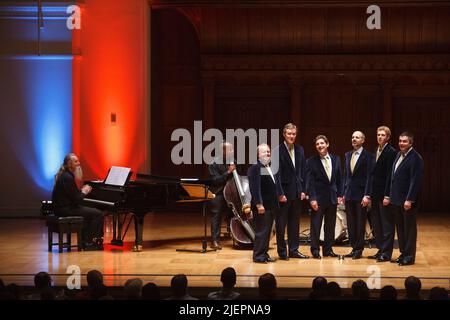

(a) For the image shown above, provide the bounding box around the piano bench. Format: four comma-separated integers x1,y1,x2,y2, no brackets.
46,216,84,253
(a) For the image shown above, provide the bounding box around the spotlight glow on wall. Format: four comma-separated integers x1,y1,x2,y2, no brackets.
5,57,73,192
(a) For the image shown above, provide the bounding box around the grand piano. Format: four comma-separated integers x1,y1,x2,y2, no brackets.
83,173,215,250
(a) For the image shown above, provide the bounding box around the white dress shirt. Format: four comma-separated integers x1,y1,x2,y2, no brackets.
284,141,295,167
265,165,276,184
320,153,332,181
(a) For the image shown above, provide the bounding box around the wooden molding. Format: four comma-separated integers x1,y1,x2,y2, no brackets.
202,54,450,72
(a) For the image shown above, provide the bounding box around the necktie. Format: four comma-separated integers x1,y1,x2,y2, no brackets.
376,148,382,162
289,145,295,167
350,151,357,174
394,154,405,172
323,156,331,181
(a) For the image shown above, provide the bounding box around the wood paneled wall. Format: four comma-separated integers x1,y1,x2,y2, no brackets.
197,6,450,54
151,9,203,178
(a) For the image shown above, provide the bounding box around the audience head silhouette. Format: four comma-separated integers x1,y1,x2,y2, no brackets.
171,274,188,298
404,276,421,299
380,285,397,300
258,273,277,299
142,282,160,300
352,280,369,300
221,267,237,289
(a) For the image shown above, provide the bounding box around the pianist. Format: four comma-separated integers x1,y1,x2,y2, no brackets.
208,142,241,250
52,153,104,251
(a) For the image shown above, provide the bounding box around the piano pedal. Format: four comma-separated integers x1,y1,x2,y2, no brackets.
132,245,143,252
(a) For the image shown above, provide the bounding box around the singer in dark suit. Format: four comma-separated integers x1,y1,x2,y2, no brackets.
384,132,424,266
273,123,309,260
306,135,343,259
343,131,373,259
208,142,240,250
367,126,398,262
248,144,280,263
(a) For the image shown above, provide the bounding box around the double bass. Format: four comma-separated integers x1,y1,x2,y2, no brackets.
223,164,256,248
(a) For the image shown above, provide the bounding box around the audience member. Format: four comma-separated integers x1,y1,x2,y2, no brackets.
207,267,240,300
258,273,277,300
326,281,342,299
28,271,52,300
380,285,397,300
166,274,198,300
142,282,160,300
404,276,422,300
428,287,449,300
308,276,327,300
351,280,370,300
124,278,143,300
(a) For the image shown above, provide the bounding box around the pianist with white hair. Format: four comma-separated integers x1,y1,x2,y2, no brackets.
51,153,104,251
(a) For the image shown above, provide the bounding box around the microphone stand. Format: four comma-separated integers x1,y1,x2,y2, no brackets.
176,185,217,253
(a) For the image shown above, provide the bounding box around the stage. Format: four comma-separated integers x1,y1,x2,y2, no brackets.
0,212,449,290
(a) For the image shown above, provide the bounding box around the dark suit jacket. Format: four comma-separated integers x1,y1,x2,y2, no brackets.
247,161,281,210
52,169,85,209
274,143,306,200
306,153,343,206
369,144,397,202
208,160,243,195
385,148,424,206
344,148,373,201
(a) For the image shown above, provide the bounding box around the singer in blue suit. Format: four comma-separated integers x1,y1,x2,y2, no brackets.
384,132,424,266
343,131,373,259
367,126,398,262
273,123,309,260
306,135,343,259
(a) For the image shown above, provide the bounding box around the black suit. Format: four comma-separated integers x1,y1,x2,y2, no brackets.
51,169,104,243
208,160,241,242
248,161,280,262
368,144,397,258
306,153,343,255
386,148,424,262
344,148,373,254
274,143,306,257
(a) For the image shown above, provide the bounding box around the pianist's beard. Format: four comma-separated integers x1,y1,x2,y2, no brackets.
74,166,83,184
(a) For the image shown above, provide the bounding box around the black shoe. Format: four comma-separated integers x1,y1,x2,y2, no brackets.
398,259,414,266
367,252,381,259
253,259,267,264
312,253,322,259
210,241,222,250
398,256,414,266
279,255,289,261
289,251,310,259
391,255,404,263
323,251,338,258
344,251,355,258
352,252,362,260
376,255,391,262
266,257,276,263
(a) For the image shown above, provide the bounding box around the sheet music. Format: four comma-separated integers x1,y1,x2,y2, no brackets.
104,166,131,186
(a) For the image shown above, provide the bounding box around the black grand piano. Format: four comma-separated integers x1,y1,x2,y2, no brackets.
83,172,215,250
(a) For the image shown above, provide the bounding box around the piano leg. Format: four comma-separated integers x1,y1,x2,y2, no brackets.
110,212,124,246
133,213,145,246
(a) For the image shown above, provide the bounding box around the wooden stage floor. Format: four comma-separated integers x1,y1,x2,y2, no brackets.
0,212,449,290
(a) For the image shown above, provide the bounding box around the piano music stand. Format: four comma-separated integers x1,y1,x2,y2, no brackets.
176,185,217,253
